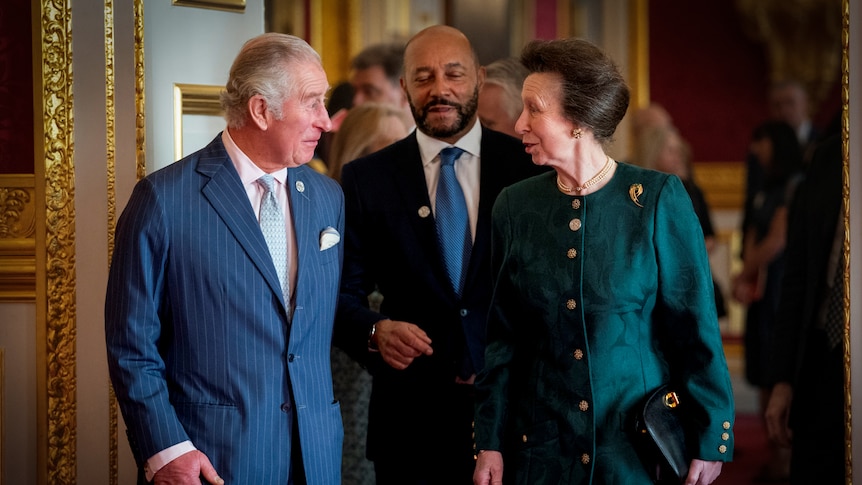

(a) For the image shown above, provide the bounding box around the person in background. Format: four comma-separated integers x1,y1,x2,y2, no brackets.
105,33,344,484
630,102,673,146
312,81,355,172
349,42,412,124
732,120,804,483
477,57,529,138
473,37,734,485
765,134,845,484
327,102,412,485
334,25,542,484
329,102,413,182
634,123,726,318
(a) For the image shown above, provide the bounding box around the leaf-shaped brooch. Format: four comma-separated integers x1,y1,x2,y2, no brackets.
629,183,644,207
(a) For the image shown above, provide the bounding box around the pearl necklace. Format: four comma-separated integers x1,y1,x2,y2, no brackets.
557,156,614,194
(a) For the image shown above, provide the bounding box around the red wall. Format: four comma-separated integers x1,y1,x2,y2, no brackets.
649,2,840,163
0,1,34,174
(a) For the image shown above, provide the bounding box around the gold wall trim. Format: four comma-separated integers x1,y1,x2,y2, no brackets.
105,0,119,483
36,0,77,483
135,0,147,180
0,174,36,302
840,0,850,481
691,162,745,210
172,83,225,161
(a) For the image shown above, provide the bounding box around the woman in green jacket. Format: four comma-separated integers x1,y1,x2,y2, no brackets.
473,38,735,485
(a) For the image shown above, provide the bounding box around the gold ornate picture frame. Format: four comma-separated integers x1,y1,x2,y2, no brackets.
173,83,225,160
171,0,246,13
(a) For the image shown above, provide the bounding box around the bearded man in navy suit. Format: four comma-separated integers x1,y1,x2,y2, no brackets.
106,33,344,484
334,25,544,484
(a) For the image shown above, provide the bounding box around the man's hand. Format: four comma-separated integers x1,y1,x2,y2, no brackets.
373,319,433,370
684,459,722,485
154,450,223,485
473,450,503,485
765,382,794,447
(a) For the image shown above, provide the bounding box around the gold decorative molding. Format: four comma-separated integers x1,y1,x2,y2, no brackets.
691,162,746,210
0,174,36,301
840,0,850,481
172,0,245,13
105,0,119,483
36,0,77,483
172,83,224,160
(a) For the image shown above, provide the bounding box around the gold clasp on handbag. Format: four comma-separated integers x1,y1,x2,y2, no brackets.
663,391,680,409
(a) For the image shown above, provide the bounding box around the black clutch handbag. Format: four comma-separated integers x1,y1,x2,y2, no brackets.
632,384,689,484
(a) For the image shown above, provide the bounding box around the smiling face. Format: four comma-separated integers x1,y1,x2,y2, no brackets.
401,26,483,143
267,61,332,168
514,72,575,168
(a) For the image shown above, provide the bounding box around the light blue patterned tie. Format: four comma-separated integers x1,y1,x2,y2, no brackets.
258,174,288,303
436,147,471,296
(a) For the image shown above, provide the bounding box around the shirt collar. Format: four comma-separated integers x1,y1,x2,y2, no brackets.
416,120,482,167
222,129,287,186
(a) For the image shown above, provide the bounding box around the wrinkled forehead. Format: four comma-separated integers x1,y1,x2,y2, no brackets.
404,33,476,73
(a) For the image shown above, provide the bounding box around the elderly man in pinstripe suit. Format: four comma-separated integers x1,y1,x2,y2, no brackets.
106,33,344,484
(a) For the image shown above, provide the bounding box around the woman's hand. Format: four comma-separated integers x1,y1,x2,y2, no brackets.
473,450,504,485
684,459,723,485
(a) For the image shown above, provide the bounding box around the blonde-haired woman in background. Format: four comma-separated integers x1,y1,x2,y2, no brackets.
329,102,413,182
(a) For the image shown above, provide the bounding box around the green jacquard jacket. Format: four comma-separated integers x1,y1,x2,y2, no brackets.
474,163,734,484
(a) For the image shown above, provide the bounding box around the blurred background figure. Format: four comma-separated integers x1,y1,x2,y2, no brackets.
732,120,804,483
328,102,412,485
311,81,355,173
767,80,819,162
766,134,845,485
630,102,673,148
477,57,528,137
329,103,413,182
349,42,411,123
633,123,727,319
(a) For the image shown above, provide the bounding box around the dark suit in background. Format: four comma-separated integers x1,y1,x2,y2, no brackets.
766,134,844,484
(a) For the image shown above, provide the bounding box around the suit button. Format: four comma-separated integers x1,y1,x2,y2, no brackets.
566,299,577,310
718,444,727,454
460,309,468,317
579,400,589,411
288,354,295,362
567,248,577,259
569,218,582,231
573,349,584,360
281,402,292,413
721,432,729,441
572,199,581,210
581,453,590,464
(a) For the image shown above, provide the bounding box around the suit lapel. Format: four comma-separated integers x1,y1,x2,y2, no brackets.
196,137,285,307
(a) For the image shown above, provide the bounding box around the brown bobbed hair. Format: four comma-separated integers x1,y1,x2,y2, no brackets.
520,38,630,143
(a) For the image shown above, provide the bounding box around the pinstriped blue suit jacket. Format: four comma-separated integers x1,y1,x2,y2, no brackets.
106,135,344,484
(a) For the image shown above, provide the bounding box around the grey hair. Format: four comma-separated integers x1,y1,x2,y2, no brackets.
483,57,529,123
221,33,322,129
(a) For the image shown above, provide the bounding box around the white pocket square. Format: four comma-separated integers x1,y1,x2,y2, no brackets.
319,227,341,251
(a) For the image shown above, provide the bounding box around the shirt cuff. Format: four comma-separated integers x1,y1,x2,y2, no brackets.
145,441,197,481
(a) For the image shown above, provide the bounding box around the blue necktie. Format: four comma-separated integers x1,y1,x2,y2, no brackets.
436,147,471,296
258,174,288,303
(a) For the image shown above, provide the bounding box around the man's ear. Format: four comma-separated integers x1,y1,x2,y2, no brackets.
247,95,270,130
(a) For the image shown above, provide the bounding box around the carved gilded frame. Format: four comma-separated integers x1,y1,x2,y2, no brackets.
172,0,246,13
33,0,76,483
172,83,225,161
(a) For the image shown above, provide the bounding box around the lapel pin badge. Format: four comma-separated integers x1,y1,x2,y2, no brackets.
295,181,305,193
629,183,644,208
